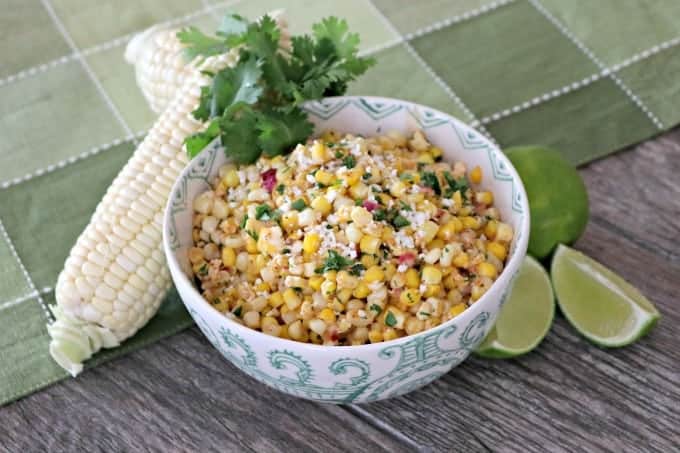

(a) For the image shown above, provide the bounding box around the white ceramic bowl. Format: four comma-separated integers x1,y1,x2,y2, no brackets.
163,96,529,403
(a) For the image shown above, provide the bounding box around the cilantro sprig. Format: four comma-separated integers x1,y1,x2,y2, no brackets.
180,14,375,162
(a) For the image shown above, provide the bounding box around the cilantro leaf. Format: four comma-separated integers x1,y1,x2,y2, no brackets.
257,107,314,157
177,27,230,61
342,155,356,168
291,199,307,211
385,311,397,327
219,104,261,164
315,250,355,274
185,120,220,158
312,17,359,60
421,171,442,195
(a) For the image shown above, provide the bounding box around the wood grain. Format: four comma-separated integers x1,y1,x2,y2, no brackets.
2,129,679,452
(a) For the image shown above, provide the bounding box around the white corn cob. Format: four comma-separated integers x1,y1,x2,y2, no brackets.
125,10,291,113
49,12,291,377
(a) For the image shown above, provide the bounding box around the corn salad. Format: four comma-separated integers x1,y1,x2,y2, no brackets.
190,130,513,345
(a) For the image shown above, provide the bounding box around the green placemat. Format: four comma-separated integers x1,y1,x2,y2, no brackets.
1,0,679,405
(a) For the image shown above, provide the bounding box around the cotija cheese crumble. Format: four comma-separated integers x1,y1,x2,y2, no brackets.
189,130,513,345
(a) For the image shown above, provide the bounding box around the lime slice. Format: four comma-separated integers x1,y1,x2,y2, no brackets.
476,256,555,358
551,244,660,347
506,146,589,259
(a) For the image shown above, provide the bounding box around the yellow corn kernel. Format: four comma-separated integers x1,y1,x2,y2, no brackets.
303,233,321,253
324,270,337,281
400,288,421,306
478,262,498,279
361,254,376,268
383,328,399,341
453,252,469,268
311,196,332,215
417,152,434,164
449,303,466,318
484,220,498,239
311,142,327,162
469,166,482,184
212,297,229,312
422,221,439,244
368,330,384,343
254,254,267,272
318,308,336,323
222,169,240,188
281,211,299,231
321,130,338,142
345,168,362,186
475,191,494,205
221,247,236,267
279,324,289,339
424,284,441,298
384,262,397,280
353,282,370,299
428,238,445,250
496,222,514,242
384,306,406,329
437,218,462,240
377,193,392,206
364,265,385,283
389,180,407,197
453,190,463,209
283,288,301,309
314,169,333,185
261,316,282,337
288,320,308,341
360,235,381,255
337,288,353,303
430,146,443,160
269,291,284,307
487,242,507,261
245,237,258,253
309,276,324,291
405,268,420,288
443,273,458,290
321,280,336,298
421,266,442,285
255,282,270,293
471,284,487,301
462,216,480,229
349,182,369,199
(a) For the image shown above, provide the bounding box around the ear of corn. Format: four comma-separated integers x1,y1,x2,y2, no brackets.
125,10,291,113
48,11,292,376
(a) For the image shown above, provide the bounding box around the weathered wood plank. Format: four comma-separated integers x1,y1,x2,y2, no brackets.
579,128,680,263
0,329,414,453
343,220,680,452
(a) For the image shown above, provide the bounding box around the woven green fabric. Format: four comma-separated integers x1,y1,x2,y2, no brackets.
1,0,679,405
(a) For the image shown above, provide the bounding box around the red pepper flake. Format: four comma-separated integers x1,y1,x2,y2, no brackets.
261,169,277,193
363,200,379,211
398,252,415,266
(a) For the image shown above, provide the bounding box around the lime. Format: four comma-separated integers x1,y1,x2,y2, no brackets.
506,146,589,259
551,245,660,347
476,256,555,358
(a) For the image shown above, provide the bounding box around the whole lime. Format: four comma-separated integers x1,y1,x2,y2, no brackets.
506,146,589,259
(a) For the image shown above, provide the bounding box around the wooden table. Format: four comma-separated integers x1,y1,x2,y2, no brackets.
3,130,679,452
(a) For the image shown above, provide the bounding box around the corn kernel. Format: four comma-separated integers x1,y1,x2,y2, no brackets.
470,166,482,184
405,317,425,335
321,280,336,298
368,330,384,343
384,263,397,279
424,284,441,298
389,180,407,197
283,288,301,309
337,288,353,303
245,237,258,253
269,291,284,307
353,282,370,299
346,224,363,243
221,247,236,267
453,252,469,268
421,266,442,284
449,303,466,318
351,206,372,226
223,169,240,188
475,191,494,205
288,320,308,341
324,270,337,281
400,288,421,306
311,196,332,215
261,316,282,337
309,276,324,291
349,182,369,199
428,238,445,250
345,168,362,186
311,142,327,162
303,233,321,253
360,235,381,254
281,211,299,231
421,221,439,244
453,190,463,209
484,220,498,239
417,152,434,164
478,262,498,279
405,268,420,288
383,328,399,341
430,146,443,159
487,242,507,260
337,270,358,289
496,222,514,242
471,284,487,301
318,308,336,323
437,218,462,240
364,265,385,283
361,254,376,268
315,170,334,187
462,216,480,229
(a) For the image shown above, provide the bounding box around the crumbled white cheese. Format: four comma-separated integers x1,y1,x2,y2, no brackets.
397,264,409,273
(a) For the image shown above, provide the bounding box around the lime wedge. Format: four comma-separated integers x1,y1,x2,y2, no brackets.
476,256,555,358
551,244,660,347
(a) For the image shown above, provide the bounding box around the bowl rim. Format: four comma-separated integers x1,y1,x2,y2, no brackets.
163,95,530,353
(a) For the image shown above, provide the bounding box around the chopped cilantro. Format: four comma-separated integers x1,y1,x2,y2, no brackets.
282,248,291,254
239,214,248,229
392,215,410,229
355,199,364,206
276,184,285,194
255,204,280,221
315,250,355,274
419,311,431,317
349,263,366,276
443,172,469,199
362,172,372,180
400,173,413,181
246,229,259,240
400,201,412,211
233,306,243,317
197,264,209,276
421,171,441,195
293,287,303,293
335,150,344,159
369,304,382,314
373,208,387,222
291,199,307,211
385,311,397,327
326,224,333,229
342,155,356,168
